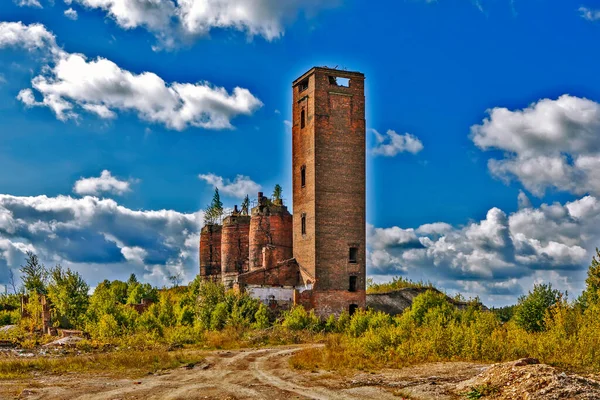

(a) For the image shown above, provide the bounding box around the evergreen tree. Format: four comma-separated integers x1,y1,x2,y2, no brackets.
241,195,250,216
272,184,282,204
205,188,224,224
19,252,48,295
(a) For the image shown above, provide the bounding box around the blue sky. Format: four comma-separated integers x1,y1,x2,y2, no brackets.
1,0,600,306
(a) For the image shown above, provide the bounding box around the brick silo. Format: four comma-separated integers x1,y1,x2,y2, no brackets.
249,192,293,271
221,208,251,288
199,224,222,281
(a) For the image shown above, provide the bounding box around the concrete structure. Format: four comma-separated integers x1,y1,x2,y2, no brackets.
199,66,366,317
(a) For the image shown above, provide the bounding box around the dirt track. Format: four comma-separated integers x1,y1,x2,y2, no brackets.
0,345,489,400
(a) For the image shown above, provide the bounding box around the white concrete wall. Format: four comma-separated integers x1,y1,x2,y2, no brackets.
247,286,294,304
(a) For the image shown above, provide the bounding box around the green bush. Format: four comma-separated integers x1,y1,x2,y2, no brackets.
514,283,561,332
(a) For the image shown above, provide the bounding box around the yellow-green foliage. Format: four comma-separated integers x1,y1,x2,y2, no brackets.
290,290,600,373
366,276,434,294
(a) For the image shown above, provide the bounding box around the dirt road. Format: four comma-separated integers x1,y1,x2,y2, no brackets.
1,345,486,400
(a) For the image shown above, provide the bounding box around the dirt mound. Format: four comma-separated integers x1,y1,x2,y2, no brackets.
455,358,600,399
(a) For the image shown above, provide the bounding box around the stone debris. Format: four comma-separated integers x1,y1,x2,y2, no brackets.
455,358,600,399
0,325,16,333
43,336,83,348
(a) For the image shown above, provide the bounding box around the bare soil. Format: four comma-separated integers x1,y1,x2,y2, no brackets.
1,345,598,400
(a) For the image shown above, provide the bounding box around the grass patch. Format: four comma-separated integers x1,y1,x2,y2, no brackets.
366,277,434,294
0,349,206,380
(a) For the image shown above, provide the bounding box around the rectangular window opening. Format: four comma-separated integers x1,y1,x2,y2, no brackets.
329,76,350,87
301,213,307,235
349,247,358,264
349,304,358,316
298,78,308,92
300,109,305,129
349,276,357,292
301,165,306,188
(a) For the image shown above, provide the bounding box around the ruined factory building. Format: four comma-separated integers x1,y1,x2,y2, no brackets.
199,67,366,317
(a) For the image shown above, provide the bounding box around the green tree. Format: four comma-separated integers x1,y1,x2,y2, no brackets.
514,283,561,332
19,252,48,295
205,188,224,224
127,273,138,287
126,282,158,305
46,266,90,328
241,195,250,216
272,184,282,204
579,248,600,309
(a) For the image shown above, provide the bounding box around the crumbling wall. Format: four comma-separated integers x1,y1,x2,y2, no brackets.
199,224,222,281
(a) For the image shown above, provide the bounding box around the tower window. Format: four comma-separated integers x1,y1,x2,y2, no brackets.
301,213,306,235
300,109,305,129
301,165,306,188
349,304,358,316
349,276,357,292
209,244,213,262
329,76,350,87
349,247,358,263
298,78,308,92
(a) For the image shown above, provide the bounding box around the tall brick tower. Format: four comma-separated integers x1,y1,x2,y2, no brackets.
292,67,366,317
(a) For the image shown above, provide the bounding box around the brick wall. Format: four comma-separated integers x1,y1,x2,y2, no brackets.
292,67,367,316
221,215,251,287
249,202,293,271
199,224,222,280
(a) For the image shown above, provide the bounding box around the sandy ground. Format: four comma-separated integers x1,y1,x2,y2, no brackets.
6,345,599,400
0,345,489,400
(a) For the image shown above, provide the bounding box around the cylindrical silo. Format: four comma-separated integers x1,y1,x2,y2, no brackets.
221,214,251,288
249,192,293,270
199,224,222,281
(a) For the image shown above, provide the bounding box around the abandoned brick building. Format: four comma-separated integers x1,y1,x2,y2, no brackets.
199,67,366,317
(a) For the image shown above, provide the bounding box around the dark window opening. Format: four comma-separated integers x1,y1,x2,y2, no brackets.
349,304,358,316
329,76,350,87
209,244,213,262
300,109,305,129
301,213,306,235
298,78,308,92
349,247,358,264
349,276,357,292
301,165,306,187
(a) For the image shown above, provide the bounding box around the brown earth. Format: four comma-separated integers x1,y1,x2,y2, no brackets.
1,345,599,400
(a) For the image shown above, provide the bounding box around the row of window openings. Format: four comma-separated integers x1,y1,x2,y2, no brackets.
298,76,351,93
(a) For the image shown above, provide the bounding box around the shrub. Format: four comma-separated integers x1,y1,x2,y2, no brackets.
514,283,561,332
282,306,321,331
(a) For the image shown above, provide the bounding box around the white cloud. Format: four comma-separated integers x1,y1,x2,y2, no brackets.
14,0,43,7
371,129,424,157
73,170,136,196
0,22,263,130
368,194,598,304
579,6,600,21
0,194,203,288
198,173,261,198
0,22,59,54
471,95,600,196
69,0,338,48
64,8,79,20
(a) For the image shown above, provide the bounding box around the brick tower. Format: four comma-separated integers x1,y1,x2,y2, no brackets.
292,67,366,317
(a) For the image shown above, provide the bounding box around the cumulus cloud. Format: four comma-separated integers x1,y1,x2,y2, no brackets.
471,95,600,196
198,173,261,198
73,170,136,196
0,22,263,130
64,8,79,20
579,6,600,21
0,194,203,289
67,0,338,47
371,129,424,157
368,195,599,304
